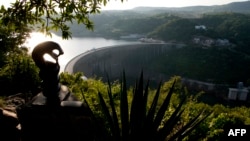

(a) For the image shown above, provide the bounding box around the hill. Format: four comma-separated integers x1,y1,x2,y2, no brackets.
53,1,250,37
58,1,250,86
148,13,250,48
132,1,250,14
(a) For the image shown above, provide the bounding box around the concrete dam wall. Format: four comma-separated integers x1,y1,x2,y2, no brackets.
70,43,184,86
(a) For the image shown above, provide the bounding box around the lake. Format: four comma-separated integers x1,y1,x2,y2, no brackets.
24,32,139,72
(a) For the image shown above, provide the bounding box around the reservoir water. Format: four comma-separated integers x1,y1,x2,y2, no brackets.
24,32,139,72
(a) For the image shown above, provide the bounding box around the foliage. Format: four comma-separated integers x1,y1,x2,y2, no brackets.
60,72,87,94
85,71,210,141
0,0,124,39
0,2,35,96
149,18,196,42
0,21,30,67
195,13,250,47
147,12,250,45
60,72,121,115
0,0,128,96
145,45,250,85
185,104,250,141
0,2,249,139
111,14,178,36
59,72,250,140
0,49,40,95
63,11,250,50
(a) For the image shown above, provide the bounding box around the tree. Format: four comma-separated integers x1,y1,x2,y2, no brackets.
0,0,124,39
149,18,195,42
0,19,30,67
0,47,40,95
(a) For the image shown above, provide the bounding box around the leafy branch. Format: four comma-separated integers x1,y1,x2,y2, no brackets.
0,0,123,39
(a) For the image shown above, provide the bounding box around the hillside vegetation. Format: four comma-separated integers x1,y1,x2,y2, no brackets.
69,11,250,87
60,1,250,42
1,1,250,140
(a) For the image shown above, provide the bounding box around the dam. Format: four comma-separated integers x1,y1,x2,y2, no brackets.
64,43,185,86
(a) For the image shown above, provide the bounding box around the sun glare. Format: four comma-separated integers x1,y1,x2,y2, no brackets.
43,53,57,64
24,32,56,53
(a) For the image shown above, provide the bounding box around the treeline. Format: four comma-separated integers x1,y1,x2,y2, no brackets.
149,13,250,46
67,11,250,86
147,45,250,86
61,11,250,49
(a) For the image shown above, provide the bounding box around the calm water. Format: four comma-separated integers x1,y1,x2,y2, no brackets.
24,32,139,72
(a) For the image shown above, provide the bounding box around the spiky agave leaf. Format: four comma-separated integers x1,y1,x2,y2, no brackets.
152,80,176,132
173,111,212,141
106,74,120,141
143,79,150,117
81,89,111,141
156,97,186,141
168,110,211,141
92,71,209,141
97,91,118,141
143,80,162,140
120,71,129,141
130,71,147,139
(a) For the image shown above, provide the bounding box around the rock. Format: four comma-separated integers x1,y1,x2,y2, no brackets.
4,93,27,108
0,93,26,141
0,108,20,141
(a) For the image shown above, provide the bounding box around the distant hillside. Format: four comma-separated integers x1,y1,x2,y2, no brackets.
52,0,250,48
148,13,250,49
132,1,250,14
61,1,250,87
219,1,250,13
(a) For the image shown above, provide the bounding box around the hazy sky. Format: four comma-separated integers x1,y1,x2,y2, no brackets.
0,0,248,10
102,0,249,10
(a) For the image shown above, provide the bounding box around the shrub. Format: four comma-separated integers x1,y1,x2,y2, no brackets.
83,71,210,141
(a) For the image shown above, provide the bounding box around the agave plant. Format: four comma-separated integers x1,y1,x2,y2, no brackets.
83,71,210,141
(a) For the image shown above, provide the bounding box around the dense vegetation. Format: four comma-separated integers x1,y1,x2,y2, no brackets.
0,1,250,140
66,11,250,48
0,14,40,95
147,45,250,86
67,10,250,88
60,72,250,141
61,2,249,46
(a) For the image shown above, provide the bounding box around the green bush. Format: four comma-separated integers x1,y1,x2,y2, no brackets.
0,50,40,95
83,71,210,141
59,72,250,141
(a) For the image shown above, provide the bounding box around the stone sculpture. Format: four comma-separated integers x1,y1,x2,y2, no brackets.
16,41,94,141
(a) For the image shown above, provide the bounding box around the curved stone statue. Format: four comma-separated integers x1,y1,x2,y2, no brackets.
31,41,64,69
16,41,94,141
